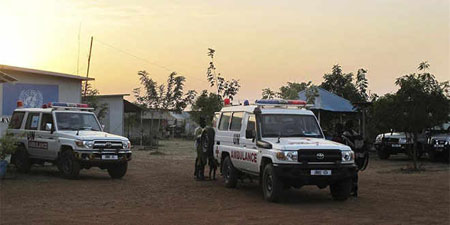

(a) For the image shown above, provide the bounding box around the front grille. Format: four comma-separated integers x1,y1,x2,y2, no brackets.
297,149,342,163
383,137,399,143
93,141,123,150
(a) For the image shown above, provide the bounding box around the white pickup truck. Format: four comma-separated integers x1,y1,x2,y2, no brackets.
7,102,132,179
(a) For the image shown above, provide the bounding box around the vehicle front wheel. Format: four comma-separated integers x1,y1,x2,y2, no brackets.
222,156,238,188
59,150,81,179
14,146,31,173
330,179,352,201
107,162,128,179
262,163,283,202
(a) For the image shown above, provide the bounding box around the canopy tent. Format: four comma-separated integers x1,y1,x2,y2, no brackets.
298,87,371,139
298,87,356,113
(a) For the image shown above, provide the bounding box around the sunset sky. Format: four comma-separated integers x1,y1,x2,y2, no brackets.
0,0,448,102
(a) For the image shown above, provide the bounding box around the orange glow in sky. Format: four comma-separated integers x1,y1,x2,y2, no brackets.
0,0,448,101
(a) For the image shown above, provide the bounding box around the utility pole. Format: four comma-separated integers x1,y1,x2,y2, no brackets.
84,36,93,97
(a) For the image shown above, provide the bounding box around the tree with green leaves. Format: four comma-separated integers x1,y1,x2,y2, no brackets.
191,90,223,126
81,82,108,120
320,65,368,103
373,62,449,169
261,88,277,99
206,48,240,100
305,85,319,104
278,82,312,100
134,70,197,144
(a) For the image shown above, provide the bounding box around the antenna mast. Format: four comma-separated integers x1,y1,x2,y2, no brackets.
84,36,93,97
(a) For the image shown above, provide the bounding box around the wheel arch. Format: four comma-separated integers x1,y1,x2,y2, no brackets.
259,156,273,177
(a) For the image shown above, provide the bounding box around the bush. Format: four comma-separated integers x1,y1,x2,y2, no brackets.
0,133,18,160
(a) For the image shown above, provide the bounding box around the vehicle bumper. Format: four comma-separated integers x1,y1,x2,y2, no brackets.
73,150,132,164
272,163,357,187
430,145,449,153
375,143,411,154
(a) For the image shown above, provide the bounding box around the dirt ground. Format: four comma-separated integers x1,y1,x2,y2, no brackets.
1,139,449,225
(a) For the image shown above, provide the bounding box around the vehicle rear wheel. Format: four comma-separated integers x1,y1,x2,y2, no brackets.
222,156,238,188
14,146,31,173
330,179,352,201
262,163,283,202
107,162,128,179
59,150,81,179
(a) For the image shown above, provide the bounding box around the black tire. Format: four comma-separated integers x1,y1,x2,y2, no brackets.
262,163,283,202
14,146,31,173
428,150,440,162
377,146,390,160
222,156,238,188
107,162,128,179
330,179,352,201
58,150,81,179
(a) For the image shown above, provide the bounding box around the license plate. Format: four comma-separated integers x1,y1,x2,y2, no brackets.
102,155,118,160
392,144,401,148
311,170,332,176
434,144,444,148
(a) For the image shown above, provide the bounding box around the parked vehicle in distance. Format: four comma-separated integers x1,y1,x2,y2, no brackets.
427,123,450,162
374,132,428,160
202,99,357,202
8,102,132,179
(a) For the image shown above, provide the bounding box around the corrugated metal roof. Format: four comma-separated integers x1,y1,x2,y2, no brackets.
298,87,356,112
0,64,94,81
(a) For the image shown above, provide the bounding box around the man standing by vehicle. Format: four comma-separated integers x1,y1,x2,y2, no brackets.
194,117,206,180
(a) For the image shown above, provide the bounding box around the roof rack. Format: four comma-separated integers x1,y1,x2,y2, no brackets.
255,99,313,109
43,102,95,112
51,106,94,111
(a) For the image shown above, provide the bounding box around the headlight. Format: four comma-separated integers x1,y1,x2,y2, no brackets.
399,138,407,144
122,141,131,149
75,140,94,149
276,151,298,162
341,150,354,163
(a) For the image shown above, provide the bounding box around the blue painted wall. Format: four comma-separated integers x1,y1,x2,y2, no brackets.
2,83,59,115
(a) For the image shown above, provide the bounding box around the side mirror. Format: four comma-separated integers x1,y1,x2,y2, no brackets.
101,124,105,130
256,140,272,149
245,129,255,139
45,123,53,131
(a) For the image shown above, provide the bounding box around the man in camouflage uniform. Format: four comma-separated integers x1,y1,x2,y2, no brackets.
194,117,207,180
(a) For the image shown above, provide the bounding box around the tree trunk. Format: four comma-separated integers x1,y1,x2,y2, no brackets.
412,132,418,170
150,111,154,147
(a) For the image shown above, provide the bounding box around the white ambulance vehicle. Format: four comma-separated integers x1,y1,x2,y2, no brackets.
207,99,357,202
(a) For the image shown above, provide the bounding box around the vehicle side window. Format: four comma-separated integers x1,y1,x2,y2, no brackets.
218,112,231,130
25,113,40,130
230,112,243,131
40,113,53,131
212,113,220,128
8,112,25,129
247,114,256,132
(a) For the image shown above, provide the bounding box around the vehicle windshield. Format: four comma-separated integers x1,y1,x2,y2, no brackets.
55,112,101,131
260,114,323,138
